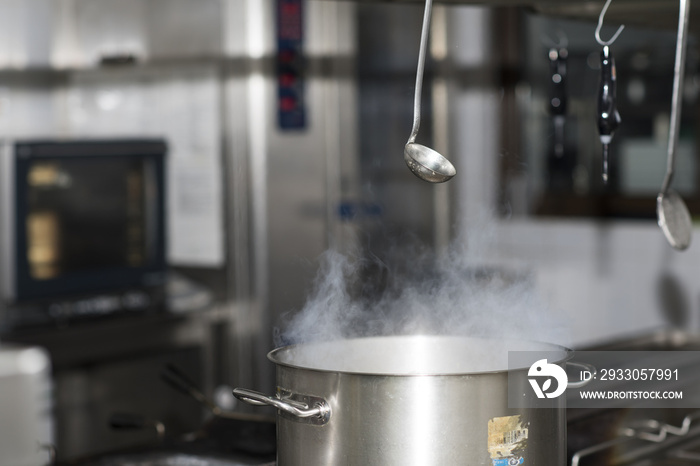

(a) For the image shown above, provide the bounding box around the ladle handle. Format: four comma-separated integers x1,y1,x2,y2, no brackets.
161,363,220,413
566,361,597,389
662,0,691,194
408,0,434,144
233,388,331,425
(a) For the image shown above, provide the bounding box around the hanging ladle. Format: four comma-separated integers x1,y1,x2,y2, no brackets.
657,0,692,250
404,0,456,183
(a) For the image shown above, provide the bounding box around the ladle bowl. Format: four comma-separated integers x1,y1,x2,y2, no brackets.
404,142,456,183
657,190,692,250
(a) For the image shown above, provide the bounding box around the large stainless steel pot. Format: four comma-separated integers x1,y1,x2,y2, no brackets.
234,335,578,465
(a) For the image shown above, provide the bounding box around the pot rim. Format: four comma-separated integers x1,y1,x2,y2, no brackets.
267,334,573,377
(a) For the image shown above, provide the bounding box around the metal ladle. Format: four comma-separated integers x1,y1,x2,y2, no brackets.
657,0,692,250
404,0,456,183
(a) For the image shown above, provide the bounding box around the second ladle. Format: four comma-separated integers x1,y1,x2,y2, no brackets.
657,0,692,250
404,0,456,183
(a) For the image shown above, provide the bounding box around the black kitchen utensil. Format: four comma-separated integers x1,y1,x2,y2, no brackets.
161,363,273,422
594,0,625,184
108,412,165,440
597,45,621,184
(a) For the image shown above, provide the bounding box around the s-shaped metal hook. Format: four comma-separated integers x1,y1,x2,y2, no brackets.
595,0,625,46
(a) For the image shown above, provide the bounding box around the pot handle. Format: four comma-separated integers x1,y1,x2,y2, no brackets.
566,361,597,389
233,388,331,425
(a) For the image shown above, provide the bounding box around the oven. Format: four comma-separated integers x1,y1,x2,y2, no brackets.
0,139,168,330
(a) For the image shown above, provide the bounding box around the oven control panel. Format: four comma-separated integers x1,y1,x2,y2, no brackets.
1,287,165,330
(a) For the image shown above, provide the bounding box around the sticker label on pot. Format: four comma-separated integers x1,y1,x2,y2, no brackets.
488,415,528,465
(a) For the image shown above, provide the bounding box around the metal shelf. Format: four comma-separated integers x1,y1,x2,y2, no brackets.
533,1,700,33
341,0,699,33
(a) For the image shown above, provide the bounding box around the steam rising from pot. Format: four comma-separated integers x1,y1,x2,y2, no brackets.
275,229,570,349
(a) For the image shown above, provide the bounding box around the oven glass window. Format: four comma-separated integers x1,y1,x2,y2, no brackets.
25,157,149,280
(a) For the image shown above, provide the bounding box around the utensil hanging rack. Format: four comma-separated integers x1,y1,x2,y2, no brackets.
319,0,700,33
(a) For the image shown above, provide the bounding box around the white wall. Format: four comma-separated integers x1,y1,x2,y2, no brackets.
490,220,700,348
